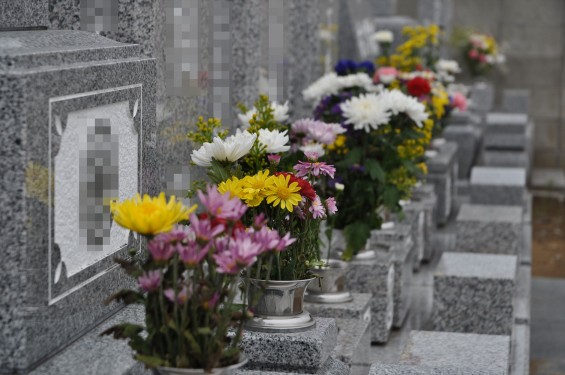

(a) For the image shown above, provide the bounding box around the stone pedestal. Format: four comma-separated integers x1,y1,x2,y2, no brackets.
412,184,438,262
455,204,523,255
240,318,340,374
346,251,395,343
332,318,371,373
236,358,348,375
399,202,426,271
370,228,414,329
425,142,458,226
306,293,371,322
370,331,510,374
443,125,481,179
0,30,156,373
470,167,527,207
432,252,517,335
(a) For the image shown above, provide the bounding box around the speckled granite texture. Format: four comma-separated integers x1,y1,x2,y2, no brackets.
346,251,395,343
482,150,528,169
432,252,517,335
370,363,499,374
425,142,458,225
411,185,438,261
333,318,370,366
469,82,495,113
470,167,526,207
483,133,526,151
371,229,415,329
399,202,425,271
286,0,321,118
30,305,151,375
240,318,338,373
399,331,510,374
455,204,523,255
0,0,49,29
0,30,156,372
235,357,348,375
305,293,371,321
485,112,528,131
443,125,481,179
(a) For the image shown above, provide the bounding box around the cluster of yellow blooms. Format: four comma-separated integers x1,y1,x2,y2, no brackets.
396,118,434,176
110,193,197,236
388,166,418,198
218,171,302,212
187,116,228,145
326,134,348,155
377,25,441,72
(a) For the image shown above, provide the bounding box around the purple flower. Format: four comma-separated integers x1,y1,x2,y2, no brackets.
197,185,247,221
148,236,175,262
274,232,296,252
267,154,281,165
178,241,210,267
294,161,336,179
252,213,269,230
309,196,326,219
230,232,263,267
189,213,224,244
138,270,161,292
213,250,239,275
164,285,191,305
325,197,338,215
207,292,221,309
252,226,282,253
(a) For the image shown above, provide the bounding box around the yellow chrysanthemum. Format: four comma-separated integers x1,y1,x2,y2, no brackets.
264,174,302,212
110,193,196,236
218,176,244,199
241,170,273,207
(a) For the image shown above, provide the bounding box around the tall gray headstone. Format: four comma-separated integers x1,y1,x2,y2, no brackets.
0,28,156,372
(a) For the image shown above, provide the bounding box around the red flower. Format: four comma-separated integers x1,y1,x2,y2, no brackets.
406,77,431,97
275,172,316,201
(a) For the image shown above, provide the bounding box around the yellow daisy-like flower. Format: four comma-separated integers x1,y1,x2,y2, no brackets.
241,170,273,207
218,176,244,199
110,192,196,236
264,174,302,212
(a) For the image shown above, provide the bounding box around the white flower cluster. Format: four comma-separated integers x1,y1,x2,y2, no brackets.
191,130,257,167
302,72,382,104
372,30,394,44
340,90,428,133
238,101,290,128
435,59,461,83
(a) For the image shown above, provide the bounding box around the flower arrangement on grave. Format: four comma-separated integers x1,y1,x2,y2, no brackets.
455,29,505,78
188,96,338,281
302,62,429,259
101,189,294,371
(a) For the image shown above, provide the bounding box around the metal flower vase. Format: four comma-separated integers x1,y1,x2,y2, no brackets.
154,355,248,375
245,278,316,333
305,259,354,303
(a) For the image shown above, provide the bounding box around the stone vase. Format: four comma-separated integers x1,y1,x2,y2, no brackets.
245,278,316,332
305,259,354,304
154,355,248,375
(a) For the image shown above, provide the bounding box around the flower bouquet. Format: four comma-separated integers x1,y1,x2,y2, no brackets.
457,30,505,78
188,96,338,328
101,189,295,373
303,61,429,260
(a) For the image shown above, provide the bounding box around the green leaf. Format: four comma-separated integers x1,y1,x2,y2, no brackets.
336,147,362,168
365,159,385,182
341,221,371,261
103,289,145,306
208,159,231,184
134,354,167,368
197,327,212,335
183,330,203,355
100,323,144,340
383,186,400,209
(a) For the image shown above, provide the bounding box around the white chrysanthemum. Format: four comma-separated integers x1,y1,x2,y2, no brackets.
340,73,374,91
258,129,290,153
238,109,256,128
435,59,461,74
302,72,342,103
191,130,256,167
224,130,257,161
372,30,394,43
272,101,290,123
380,90,428,127
299,142,326,157
340,93,391,133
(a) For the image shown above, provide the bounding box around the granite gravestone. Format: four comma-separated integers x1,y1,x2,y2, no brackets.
0,28,156,373
51,0,263,205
